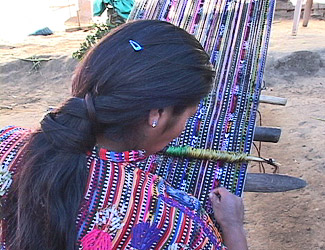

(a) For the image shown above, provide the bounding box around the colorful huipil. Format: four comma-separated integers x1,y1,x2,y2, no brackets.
129,0,276,213
0,126,227,250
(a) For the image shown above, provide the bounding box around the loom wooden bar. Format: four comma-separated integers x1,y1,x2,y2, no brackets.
244,173,307,192
259,95,287,106
292,0,303,36
253,127,281,143
303,0,313,27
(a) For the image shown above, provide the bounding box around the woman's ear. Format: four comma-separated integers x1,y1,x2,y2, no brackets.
148,109,161,128
148,108,171,129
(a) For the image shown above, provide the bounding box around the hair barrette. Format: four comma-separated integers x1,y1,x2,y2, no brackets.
129,40,143,51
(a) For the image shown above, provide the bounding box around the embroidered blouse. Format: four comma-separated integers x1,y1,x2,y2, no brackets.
0,126,227,250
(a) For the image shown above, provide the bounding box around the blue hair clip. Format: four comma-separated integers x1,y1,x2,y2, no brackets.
129,40,143,51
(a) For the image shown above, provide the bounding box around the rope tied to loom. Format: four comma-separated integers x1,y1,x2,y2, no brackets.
161,146,280,167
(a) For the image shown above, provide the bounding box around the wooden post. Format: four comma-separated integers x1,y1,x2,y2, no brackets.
292,0,303,36
259,95,287,106
253,127,282,143
76,10,81,28
303,0,313,27
244,173,307,192
77,0,93,25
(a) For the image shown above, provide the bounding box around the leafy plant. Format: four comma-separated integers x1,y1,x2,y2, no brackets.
72,6,125,60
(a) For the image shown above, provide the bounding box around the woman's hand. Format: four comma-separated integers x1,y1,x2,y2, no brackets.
209,187,244,229
209,187,248,250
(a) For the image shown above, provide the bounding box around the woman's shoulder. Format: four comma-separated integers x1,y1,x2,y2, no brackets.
0,126,31,146
0,126,31,163
0,126,31,196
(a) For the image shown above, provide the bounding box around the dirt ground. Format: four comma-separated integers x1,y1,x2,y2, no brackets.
0,19,324,249
245,20,325,250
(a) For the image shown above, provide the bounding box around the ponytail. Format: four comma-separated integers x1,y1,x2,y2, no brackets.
4,97,94,249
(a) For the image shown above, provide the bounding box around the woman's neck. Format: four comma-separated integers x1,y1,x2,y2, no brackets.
96,135,141,153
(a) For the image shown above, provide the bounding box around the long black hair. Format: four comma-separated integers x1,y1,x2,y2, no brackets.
2,20,214,249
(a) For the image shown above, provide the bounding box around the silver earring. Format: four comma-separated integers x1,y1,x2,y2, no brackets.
152,120,158,128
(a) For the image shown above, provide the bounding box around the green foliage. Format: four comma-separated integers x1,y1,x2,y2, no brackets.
72,8,126,60
72,24,111,60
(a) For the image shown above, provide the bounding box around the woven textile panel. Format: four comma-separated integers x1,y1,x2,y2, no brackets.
130,0,275,213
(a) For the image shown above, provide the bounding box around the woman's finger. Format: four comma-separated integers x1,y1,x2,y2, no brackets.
210,187,229,198
209,191,221,204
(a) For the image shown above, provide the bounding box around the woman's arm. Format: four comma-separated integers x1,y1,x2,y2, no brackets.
209,187,248,250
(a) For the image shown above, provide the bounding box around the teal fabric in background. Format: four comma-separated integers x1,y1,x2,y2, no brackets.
93,0,134,19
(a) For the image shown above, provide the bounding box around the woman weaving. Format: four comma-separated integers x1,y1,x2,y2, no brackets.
0,20,247,249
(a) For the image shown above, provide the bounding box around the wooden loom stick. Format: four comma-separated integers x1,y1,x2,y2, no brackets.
259,95,287,106
244,173,307,192
253,126,281,143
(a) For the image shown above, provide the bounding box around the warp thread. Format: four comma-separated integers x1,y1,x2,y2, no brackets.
130,0,277,198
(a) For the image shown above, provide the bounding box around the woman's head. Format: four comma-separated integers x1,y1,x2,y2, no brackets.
68,20,214,153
